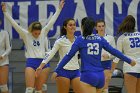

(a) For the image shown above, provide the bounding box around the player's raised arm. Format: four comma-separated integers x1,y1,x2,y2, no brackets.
42,0,65,35
1,3,27,38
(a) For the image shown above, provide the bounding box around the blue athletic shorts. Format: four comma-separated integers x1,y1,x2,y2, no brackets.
127,73,140,78
80,71,105,88
57,68,80,80
26,58,50,70
101,60,112,70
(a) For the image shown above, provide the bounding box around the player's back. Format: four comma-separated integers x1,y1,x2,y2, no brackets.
118,32,140,59
118,31,140,73
76,34,104,72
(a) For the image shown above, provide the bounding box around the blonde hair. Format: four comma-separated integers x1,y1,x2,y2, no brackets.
28,21,42,33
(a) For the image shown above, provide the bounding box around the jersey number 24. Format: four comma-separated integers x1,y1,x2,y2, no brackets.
33,40,40,46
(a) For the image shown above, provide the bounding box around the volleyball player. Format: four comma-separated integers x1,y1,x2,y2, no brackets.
54,17,136,93
113,15,140,93
95,19,116,93
0,19,11,93
36,18,81,93
2,1,64,93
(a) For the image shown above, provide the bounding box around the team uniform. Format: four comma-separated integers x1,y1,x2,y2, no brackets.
26,37,50,70
42,35,80,79
0,30,11,66
114,32,140,78
55,34,132,88
4,8,61,69
101,34,116,69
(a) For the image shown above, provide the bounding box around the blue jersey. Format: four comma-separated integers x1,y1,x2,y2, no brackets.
55,34,131,72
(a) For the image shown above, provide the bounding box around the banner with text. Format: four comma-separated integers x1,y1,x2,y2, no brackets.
0,0,140,39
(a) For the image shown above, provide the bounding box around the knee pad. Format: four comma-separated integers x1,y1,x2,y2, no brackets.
25,87,34,93
35,90,42,93
0,84,8,92
42,84,47,91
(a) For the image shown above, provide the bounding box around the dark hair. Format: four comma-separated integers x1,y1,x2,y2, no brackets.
81,17,95,38
28,22,42,33
95,19,105,27
118,15,135,34
60,18,75,36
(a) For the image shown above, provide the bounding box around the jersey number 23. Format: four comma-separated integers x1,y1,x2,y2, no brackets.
87,43,99,55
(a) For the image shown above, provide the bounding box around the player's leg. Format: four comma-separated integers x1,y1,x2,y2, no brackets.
56,77,70,93
25,67,35,93
97,71,105,93
71,70,81,93
97,88,103,93
80,81,96,93
101,60,112,93
35,67,50,93
136,74,140,93
124,73,137,93
42,84,47,93
102,69,112,93
0,65,9,93
71,77,82,93
55,68,71,93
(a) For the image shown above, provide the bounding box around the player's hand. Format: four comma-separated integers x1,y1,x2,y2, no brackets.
130,60,136,66
0,55,4,60
59,0,65,9
35,67,42,77
102,53,109,60
51,72,57,82
1,2,6,12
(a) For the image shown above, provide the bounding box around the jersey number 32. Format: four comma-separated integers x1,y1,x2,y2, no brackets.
129,37,140,48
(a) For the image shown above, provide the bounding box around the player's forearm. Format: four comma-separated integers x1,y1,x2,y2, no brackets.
105,45,131,64
38,63,46,69
2,47,11,57
55,54,72,72
42,45,59,64
42,8,62,34
3,12,26,35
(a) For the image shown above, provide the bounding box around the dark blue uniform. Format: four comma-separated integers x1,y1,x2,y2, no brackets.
55,34,131,88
